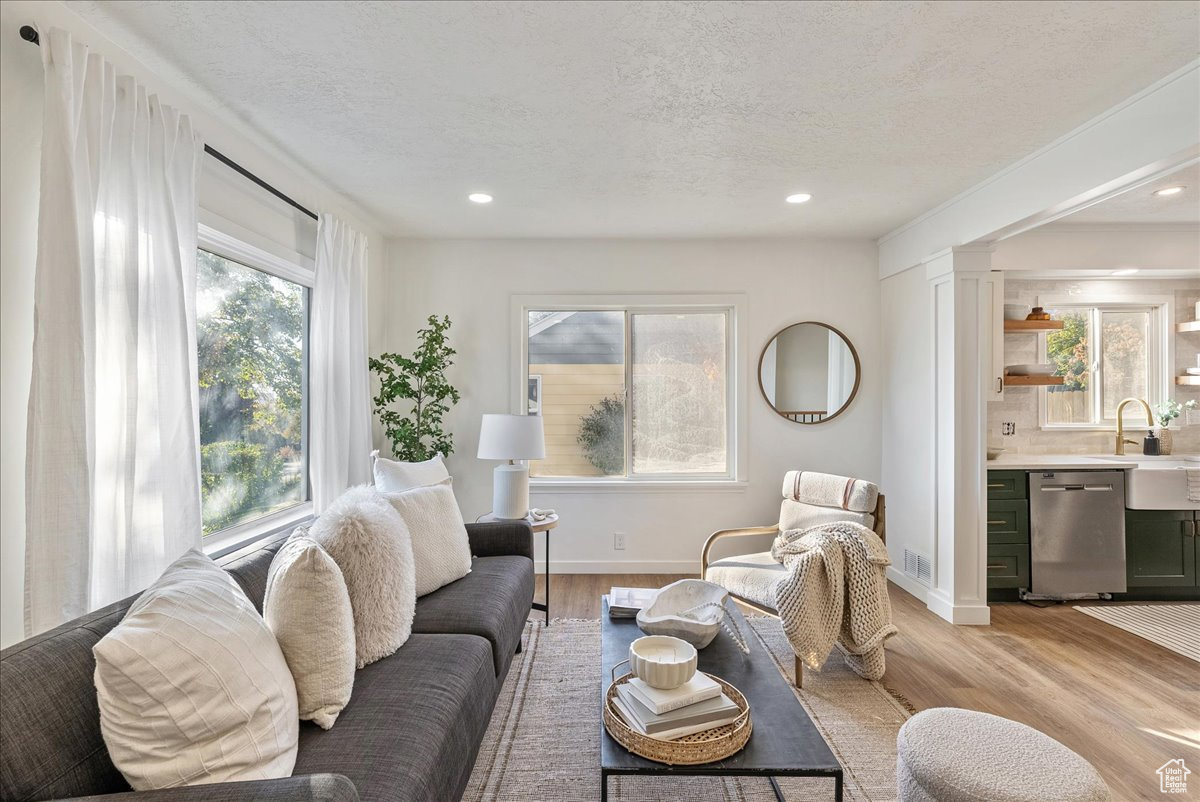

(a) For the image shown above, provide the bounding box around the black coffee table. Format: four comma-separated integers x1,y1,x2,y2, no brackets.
600,598,843,801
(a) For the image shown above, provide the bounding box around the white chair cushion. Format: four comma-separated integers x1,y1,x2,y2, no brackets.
93,551,298,790
705,551,787,610
779,499,874,533
896,708,1110,802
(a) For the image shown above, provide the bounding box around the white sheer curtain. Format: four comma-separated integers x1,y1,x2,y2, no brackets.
310,214,372,512
25,29,203,636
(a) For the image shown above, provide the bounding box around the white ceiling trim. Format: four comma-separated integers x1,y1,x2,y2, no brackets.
877,60,1200,279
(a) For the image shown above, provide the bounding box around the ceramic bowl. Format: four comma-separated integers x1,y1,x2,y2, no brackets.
987,446,1006,460
628,635,697,690
636,579,730,649
1003,304,1032,321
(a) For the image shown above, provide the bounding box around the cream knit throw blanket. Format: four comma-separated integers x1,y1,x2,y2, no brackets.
770,521,897,681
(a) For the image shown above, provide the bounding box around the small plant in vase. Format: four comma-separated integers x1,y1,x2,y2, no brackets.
1152,399,1197,455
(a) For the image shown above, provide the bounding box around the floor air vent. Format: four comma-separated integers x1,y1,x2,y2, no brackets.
903,549,932,586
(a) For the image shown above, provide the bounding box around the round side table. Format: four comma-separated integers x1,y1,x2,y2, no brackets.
476,512,559,625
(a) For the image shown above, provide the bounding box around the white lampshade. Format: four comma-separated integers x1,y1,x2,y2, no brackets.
477,414,546,461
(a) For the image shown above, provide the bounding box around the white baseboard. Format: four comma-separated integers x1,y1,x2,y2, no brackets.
926,589,991,625
536,560,699,574
886,566,929,603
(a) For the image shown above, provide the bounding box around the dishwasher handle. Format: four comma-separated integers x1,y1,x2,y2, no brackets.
1039,483,1115,492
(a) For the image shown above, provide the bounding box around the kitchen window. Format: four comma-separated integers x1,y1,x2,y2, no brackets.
516,297,743,484
1039,298,1170,428
197,229,312,536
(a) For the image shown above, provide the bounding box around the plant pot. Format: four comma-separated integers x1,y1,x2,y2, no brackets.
1156,427,1173,455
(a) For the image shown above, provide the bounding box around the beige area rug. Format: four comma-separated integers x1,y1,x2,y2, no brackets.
1076,604,1200,663
463,618,910,801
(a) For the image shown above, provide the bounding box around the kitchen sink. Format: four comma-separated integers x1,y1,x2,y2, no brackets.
1092,455,1200,510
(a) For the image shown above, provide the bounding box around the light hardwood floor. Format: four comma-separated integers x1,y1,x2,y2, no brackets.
536,574,1200,801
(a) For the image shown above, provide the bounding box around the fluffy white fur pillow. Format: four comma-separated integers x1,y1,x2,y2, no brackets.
93,550,298,790
372,450,450,492
264,536,356,729
307,486,417,667
384,481,473,597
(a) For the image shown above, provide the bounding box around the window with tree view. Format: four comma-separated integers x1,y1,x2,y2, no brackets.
525,308,729,479
1043,304,1160,427
197,249,308,535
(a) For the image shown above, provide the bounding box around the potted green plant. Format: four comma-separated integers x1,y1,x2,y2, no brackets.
1152,399,1197,455
369,315,461,461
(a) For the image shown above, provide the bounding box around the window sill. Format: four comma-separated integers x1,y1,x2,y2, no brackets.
530,479,748,494
203,502,314,560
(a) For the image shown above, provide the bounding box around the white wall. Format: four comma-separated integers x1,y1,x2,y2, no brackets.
879,264,935,599
0,1,388,648
382,238,882,572
992,224,1200,274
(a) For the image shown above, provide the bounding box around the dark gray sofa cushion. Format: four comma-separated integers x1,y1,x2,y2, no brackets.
64,774,359,802
411,556,534,677
292,635,496,802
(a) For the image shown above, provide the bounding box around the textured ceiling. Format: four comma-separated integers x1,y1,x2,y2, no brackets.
65,1,1200,238
1062,164,1200,224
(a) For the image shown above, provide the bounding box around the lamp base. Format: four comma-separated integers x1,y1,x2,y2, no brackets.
493,463,530,520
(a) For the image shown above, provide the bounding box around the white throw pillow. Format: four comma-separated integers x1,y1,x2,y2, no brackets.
93,550,298,791
384,481,473,597
307,485,417,667
372,450,450,492
264,536,356,729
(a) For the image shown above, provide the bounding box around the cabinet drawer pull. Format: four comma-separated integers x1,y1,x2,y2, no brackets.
987,520,1006,525
987,483,1005,489
986,563,1007,570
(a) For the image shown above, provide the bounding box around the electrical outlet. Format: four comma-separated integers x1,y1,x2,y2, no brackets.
613,532,626,550
1001,422,1016,436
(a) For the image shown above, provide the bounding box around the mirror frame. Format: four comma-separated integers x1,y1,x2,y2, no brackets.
757,321,862,425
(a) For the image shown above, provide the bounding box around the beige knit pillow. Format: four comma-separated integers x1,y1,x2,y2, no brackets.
307,486,417,668
383,481,473,597
93,550,298,790
264,536,355,729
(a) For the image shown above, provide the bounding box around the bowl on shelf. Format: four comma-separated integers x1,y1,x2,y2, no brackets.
1003,304,1032,321
1005,364,1056,376
987,446,1006,460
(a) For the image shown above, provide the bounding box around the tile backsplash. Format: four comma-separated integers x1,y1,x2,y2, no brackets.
989,278,1200,455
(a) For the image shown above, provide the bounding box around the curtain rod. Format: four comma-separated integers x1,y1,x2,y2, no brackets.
20,25,320,223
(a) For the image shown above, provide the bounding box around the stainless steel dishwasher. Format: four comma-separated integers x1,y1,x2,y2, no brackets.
1028,470,1127,597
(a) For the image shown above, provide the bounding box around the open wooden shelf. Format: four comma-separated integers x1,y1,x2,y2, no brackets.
1004,320,1064,332
1004,375,1065,387
1177,320,1200,334
1177,375,1200,386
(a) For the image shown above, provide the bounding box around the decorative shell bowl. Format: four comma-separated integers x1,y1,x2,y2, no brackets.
628,636,697,690
636,579,730,649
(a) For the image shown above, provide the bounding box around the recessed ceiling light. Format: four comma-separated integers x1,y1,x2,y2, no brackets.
1112,268,1139,276
785,193,812,204
468,193,493,204
1153,186,1185,197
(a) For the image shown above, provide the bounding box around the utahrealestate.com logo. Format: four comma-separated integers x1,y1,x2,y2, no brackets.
1158,759,1191,794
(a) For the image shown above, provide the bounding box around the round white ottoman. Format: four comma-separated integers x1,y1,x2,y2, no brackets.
896,708,1109,802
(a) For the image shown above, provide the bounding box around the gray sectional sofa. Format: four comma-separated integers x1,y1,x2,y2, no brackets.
0,522,535,802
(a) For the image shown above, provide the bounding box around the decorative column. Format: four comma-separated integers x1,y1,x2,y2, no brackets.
924,245,997,625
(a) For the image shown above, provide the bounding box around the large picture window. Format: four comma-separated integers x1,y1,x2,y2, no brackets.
522,305,733,480
197,246,310,535
1041,301,1167,428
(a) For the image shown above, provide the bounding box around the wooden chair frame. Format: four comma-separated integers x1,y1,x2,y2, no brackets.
699,494,886,689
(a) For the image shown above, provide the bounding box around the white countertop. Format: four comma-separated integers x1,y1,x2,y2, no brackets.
986,453,1139,470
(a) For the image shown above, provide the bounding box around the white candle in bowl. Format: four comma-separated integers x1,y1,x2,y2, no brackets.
629,635,698,690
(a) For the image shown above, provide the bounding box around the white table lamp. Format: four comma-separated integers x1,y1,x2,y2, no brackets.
478,414,545,519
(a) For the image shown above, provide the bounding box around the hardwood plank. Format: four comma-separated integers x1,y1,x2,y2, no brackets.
543,573,1200,800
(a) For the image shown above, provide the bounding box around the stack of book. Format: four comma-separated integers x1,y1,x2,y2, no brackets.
606,587,658,618
612,672,741,740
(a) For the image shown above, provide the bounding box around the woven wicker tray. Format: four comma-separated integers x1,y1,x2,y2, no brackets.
603,671,752,765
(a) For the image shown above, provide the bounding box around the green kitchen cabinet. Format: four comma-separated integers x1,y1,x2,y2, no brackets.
986,544,1030,590
986,499,1029,544
987,471,1031,599
986,471,1027,501
1125,510,1196,588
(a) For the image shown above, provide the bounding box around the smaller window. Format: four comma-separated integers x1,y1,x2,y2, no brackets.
1041,301,1165,428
